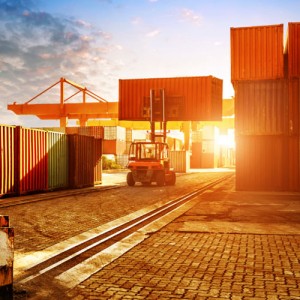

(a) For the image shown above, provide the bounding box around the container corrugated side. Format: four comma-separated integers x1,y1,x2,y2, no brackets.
231,24,284,81
94,138,102,184
78,126,104,139
234,79,288,135
0,125,16,197
47,131,68,190
16,127,48,194
104,126,126,141
103,140,126,155
68,134,95,188
169,151,189,173
65,127,79,135
119,76,222,121
190,143,202,168
287,135,300,191
288,78,300,135
236,135,286,191
287,22,300,78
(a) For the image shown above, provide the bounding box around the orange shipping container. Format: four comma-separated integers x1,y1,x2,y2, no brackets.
0,125,16,197
234,79,288,135
102,139,126,155
231,24,284,81
68,134,95,188
119,76,222,122
286,22,300,78
16,127,48,194
288,78,300,135
236,135,286,191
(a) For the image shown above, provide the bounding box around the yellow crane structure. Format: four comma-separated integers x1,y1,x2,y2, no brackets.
7,77,118,127
7,77,234,154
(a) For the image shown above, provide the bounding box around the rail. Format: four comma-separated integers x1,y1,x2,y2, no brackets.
0,185,122,209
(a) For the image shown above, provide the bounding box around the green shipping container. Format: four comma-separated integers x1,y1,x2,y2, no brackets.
47,131,68,190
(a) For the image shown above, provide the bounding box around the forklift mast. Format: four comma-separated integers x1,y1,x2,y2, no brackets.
149,89,167,143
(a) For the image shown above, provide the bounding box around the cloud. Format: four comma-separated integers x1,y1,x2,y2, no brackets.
0,0,121,125
180,8,202,25
131,16,142,25
146,29,160,37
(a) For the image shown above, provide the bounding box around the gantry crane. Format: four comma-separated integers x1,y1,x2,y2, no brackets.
7,77,118,127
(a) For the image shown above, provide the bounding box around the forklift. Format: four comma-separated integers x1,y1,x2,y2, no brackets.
126,89,176,186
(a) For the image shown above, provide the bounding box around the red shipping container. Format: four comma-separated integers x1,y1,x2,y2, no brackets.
102,140,126,155
288,78,300,135
78,126,104,139
286,22,300,78
234,79,288,135
231,24,284,81
119,76,222,122
0,125,16,197
287,135,300,191
190,143,202,168
15,127,48,194
94,138,103,184
236,135,286,191
68,134,95,188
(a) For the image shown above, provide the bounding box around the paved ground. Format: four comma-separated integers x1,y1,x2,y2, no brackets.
66,174,300,300
3,170,300,299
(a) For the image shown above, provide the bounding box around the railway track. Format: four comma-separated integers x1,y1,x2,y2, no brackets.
13,173,233,298
0,185,122,208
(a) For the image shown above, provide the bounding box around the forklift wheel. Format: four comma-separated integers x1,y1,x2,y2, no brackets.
166,171,176,186
156,171,165,186
127,172,135,186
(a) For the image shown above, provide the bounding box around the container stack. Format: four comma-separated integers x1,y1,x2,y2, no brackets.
286,23,300,191
103,126,126,155
231,23,300,191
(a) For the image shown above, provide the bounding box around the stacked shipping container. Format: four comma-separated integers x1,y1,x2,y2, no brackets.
231,23,300,191
119,76,223,122
286,23,300,191
0,125,102,198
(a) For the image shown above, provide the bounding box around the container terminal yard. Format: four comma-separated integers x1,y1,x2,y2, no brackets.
0,23,300,299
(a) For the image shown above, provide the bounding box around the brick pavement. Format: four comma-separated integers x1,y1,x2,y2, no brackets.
68,232,300,299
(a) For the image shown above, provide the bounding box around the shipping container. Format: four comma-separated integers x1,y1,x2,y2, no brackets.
169,151,190,173
231,24,284,81
41,127,66,134
16,127,48,194
78,126,104,139
47,131,68,190
236,135,286,191
234,79,288,135
190,142,202,168
0,125,16,197
94,138,103,184
192,131,202,143
103,139,126,155
288,78,300,135
119,76,223,121
286,22,300,78
65,127,80,135
126,128,133,142
201,153,216,168
287,135,300,191
68,134,95,188
104,126,126,141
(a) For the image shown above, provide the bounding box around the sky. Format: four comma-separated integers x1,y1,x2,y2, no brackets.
0,0,299,127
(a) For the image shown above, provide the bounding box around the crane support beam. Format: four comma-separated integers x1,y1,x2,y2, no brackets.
7,102,118,119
